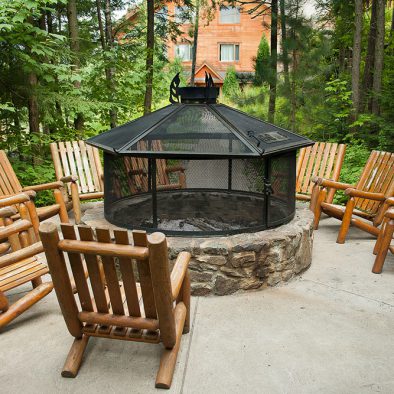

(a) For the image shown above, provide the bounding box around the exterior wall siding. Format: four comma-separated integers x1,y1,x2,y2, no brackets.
165,3,270,75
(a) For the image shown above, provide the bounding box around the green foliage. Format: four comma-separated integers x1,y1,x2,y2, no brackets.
222,66,241,99
254,35,271,86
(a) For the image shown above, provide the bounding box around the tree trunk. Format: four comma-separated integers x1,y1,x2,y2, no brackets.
144,0,155,115
96,0,106,49
28,72,41,159
104,0,117,127
268,0,278,123
67,0,84,131
352,0,363,116
190,0,200,86
371,0,386,115
280,0,290,91
361,0,377,110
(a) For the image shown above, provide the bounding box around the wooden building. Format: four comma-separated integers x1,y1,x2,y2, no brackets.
126,3,269,86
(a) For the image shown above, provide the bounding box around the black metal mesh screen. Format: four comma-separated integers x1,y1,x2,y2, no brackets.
126,105,253,155
104,151,296,236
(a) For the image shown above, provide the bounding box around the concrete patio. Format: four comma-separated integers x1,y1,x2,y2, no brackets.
1,214,393,394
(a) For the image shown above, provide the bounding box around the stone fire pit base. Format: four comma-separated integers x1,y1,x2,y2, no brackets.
81,203,314,296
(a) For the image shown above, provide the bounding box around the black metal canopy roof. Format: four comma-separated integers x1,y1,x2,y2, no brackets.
87,81,313,159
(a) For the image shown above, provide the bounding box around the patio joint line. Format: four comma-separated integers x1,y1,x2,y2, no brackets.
180,296,200,394
302,278,394,308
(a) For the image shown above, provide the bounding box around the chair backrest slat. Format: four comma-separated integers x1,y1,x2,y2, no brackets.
71,141,88,194
355,151,394,214
296,142,346,202
79,141,95,193
132,230,158,319
78,226,109,313
0,151,22,196
61,224,94,312
114,230,142,317
51,141,104,196
96,228,125,315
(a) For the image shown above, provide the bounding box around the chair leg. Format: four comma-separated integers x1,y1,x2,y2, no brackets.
0,282,53,329
70,182,81,224
313,189,326,230
155,303,187,389
0,290,9,312
176,271,190,334
62,335,90,378
337,197,355,244
54,188,69,223
373,219,387,255
372,219,394,274
309,184,319,212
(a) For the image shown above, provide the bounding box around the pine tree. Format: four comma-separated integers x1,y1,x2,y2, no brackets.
254,35,270,86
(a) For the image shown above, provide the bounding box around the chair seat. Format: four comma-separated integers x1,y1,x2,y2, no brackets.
0,257,49,292
321,202,374,220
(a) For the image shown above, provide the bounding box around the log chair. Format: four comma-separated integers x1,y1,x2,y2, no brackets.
0,193,53,330
0,150,70,223
296,142,346,203
50,141,104,224
309,150,394,244
39,222,191,389
371,198,394,274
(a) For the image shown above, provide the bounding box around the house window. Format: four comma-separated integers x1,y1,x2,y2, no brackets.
175,6,193,24
220,6,241,24
175,44,192,61
156,6,168,23
220,44,240,62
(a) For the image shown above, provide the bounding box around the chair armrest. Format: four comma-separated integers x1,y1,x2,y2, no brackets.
0,219,32,239
0,207,17,219
385,197,394,206
22,181,64,192
61,175,78,183
166,165,185,173
170,251,191,300
0,193,31,208
0,241,43,269
311,176,354,190
344,188,386,201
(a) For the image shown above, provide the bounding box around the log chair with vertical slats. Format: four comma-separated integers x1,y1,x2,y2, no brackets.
296,142,346,203
0,193,53,330
0,150,70,223
310,150,394,244
371,198,394,274
123,140,186,194
50,141,104,225
39,222,191,389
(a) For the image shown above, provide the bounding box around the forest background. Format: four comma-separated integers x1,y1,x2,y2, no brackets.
0,0,393,205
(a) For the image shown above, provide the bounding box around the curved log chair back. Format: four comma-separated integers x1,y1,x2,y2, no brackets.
353,150,394,219
372,198,394,274
0,193,52,330
39,223,191,389
50,141,104,223
296,142,346,203
123,140,186,194
0,150,69,223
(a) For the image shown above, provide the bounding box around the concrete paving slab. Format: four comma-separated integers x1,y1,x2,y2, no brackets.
1,214,394,394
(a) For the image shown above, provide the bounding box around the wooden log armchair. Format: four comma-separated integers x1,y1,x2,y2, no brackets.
371,198,394,274
0,193,53,330
310,150,394,244
296,142,346,203
50,141,104,224
39,222,191,389
0,150,69,223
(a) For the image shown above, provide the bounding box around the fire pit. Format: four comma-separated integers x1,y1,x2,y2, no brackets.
87,75,313,236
